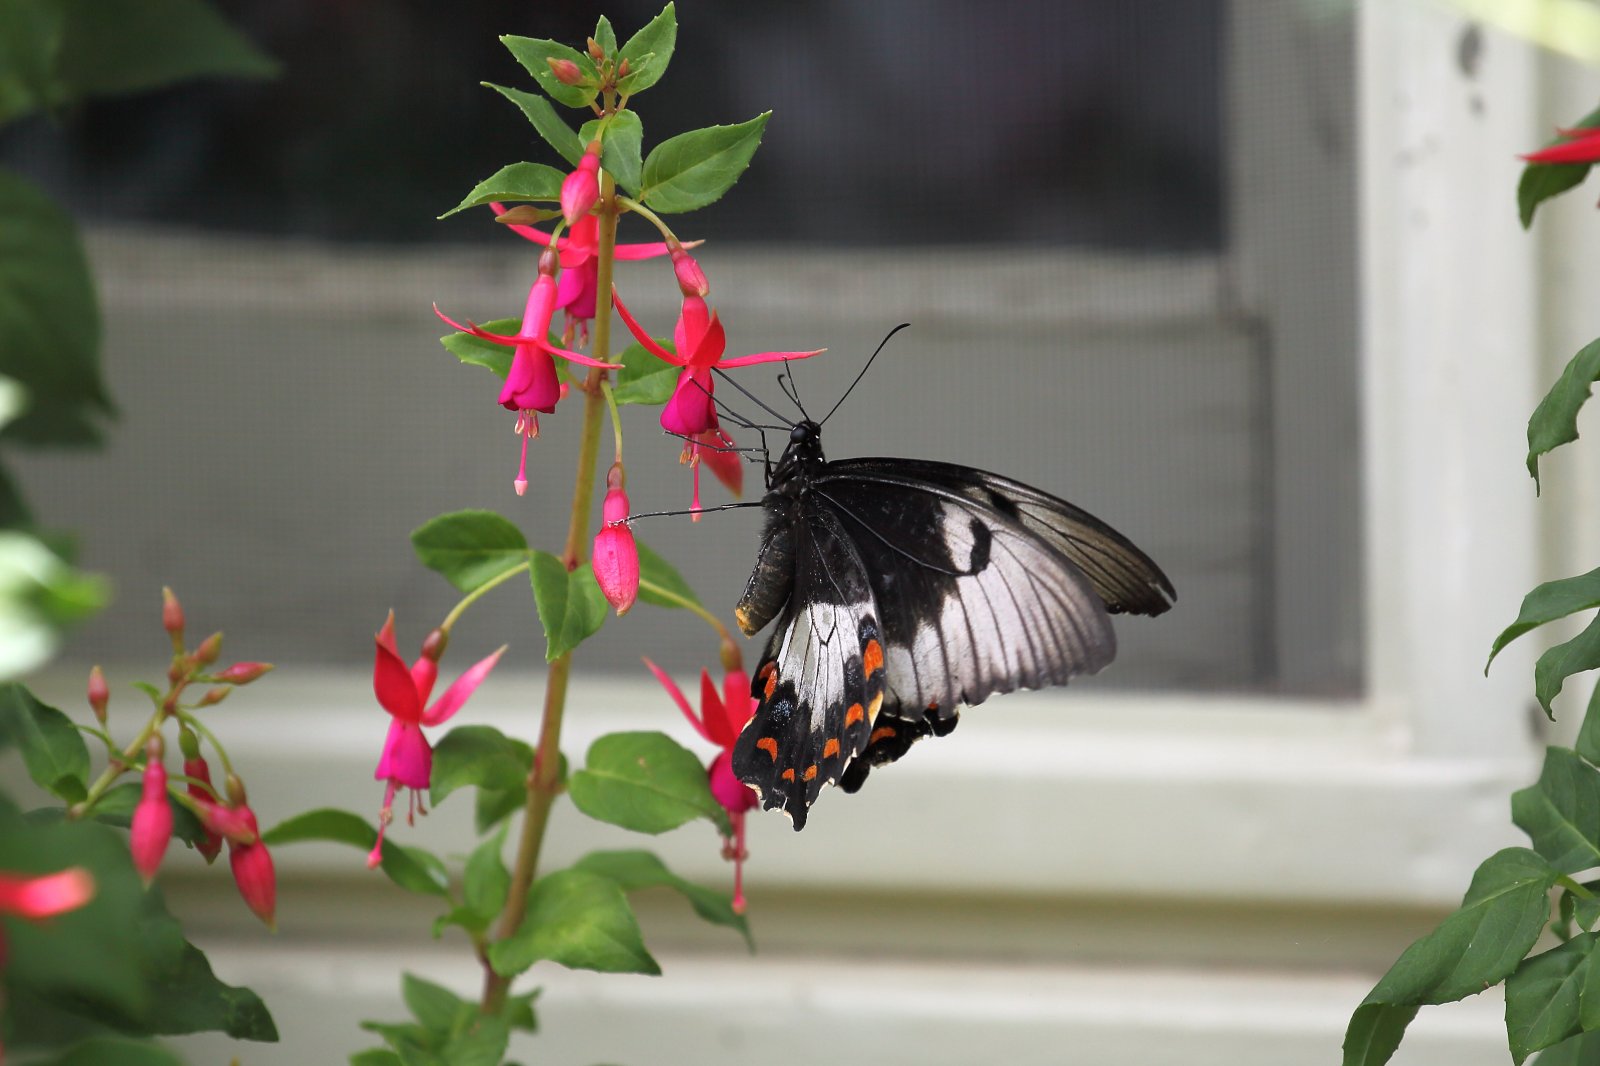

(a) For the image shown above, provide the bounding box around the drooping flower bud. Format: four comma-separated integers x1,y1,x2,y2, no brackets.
213,661,273,685
161,587,185,645
561,141,602,225
130,737,173,885
547,56,584,85
224,804,276,930
669,241,710,298
87,665,108,724
592,464,639,616
179,731,223,864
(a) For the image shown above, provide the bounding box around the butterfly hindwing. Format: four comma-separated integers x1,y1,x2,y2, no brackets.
730,499,885,829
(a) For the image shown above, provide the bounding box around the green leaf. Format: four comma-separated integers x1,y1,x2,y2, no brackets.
464,824,511,925
411,510,529,593
33,1038,185,1066
1342,848,1560,1066
573,849,751,948
611,340,679,407
350,1050,405,1066
262,809,450,898
593,15,617,56
476,786,525,835
1578,685,1600,767
402,972,472,1036
640,113,770,215
500,36,598,110
430,725,534,807
440,162,565,219
635,539,702,610
1571,881,1600,935
1528,338,1600,490
1491,567,1600,668
568,730,728,835
580,109,643,196
0,682,88,801
78,781,210,851
1514,748,1600,873
441,316,516,380
618,3,676,95
1508,934,1598,1064
1533,1031,1600,1065
53,0,275,99
488,869,659,976
441,1014,509,1066
1537,613,1600,719
530,550,607,661
0,168,111,447
0,0,64,127
504,987,540,1033
483,83,583,166
1520,106,1600,228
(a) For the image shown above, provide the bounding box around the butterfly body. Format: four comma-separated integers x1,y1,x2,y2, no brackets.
730,420,1174,830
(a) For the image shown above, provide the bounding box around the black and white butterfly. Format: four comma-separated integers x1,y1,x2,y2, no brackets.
727,415,1175,830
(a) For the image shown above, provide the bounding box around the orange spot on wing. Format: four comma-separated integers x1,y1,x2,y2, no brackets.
756,737,779,760
863,639,884,678
803,764,818,781
845,703,864,727
927,702,939,712
823,738,840,758
763,671,777,699
869,726,897,744
781,768,796,782
757,661,776,680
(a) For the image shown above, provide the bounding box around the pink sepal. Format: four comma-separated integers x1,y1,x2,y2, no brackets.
644,658,713,744
420,646,506,727
611,290,683,365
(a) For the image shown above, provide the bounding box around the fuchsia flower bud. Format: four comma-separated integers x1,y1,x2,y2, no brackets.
161,587,185,643
547,57,584,86
669,241,710,298
195,631,223,667
87,665,108,724
561,141,602,225
592,464,640,616
180,731,224,865
213,661,273,684
196,778,276,928
130,737,173,885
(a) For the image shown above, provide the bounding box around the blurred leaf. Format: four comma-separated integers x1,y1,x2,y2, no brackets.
431,725,534,807
500,36,597,110
475,785,525,835
580,109,642,196
349,1050,405,1066
58,780,208,850
33,1038,184,1065
569,730,727,836
0,682,88,801
1342,848,1559,1066
463,824,511,925
488,869,658,977
611,340,678,407
1513,748,1600,873
1507,934,1597,1064
440,162,565,218
1520,106,1600,228
0,168,110,447
1579,685,1600,767
411,510,529,593
0,0,64,126
483,83,583,167
1536,613,1600,719
504,987,540,1033
618,4,676,95
530,550,606,661
262,809,450,898
402,972,472,1036
573,849,750,948
1528,338,1600,491
1533,1031,1600,1065
635,539,701,610
640,113,770,215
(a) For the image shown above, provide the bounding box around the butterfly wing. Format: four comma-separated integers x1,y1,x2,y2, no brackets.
814,458,1174,790
730,496,886,829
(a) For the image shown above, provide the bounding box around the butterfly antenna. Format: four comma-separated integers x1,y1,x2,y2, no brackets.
625,500,765,524
777,368,811,421
661,429,765,456
711,366,796,428
820,323,910,426
686,374,787,433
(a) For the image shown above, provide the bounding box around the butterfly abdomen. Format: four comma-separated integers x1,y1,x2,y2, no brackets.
734,502,797,637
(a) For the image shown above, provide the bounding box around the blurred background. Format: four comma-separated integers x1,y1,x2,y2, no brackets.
6,0,1593,1062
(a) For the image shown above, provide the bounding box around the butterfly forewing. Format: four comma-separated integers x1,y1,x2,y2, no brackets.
731,499,885,829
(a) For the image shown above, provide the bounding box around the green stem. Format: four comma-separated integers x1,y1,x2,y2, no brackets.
180,713,235,779
480,171,621,1017
614,195,678,243
601,378,624,462
440,560,533,633
636,578,732,642
70,708,163,817
1561,876,1598,901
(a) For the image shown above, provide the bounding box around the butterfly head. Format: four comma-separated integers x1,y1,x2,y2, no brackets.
770,419,826,490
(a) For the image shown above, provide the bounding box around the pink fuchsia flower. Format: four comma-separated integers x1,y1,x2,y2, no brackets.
643,656,758,913
592,465,639,616
612,288,824,437
130,737,173,885
1522,126,1600,164
492,204,682,346
680,428,745,518
370,613,505,868
435,248,614,494
562,140,602,224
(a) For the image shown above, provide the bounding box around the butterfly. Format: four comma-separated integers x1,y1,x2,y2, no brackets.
728,416,1175,830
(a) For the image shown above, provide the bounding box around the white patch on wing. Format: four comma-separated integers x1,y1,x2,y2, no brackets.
777,598,856,761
